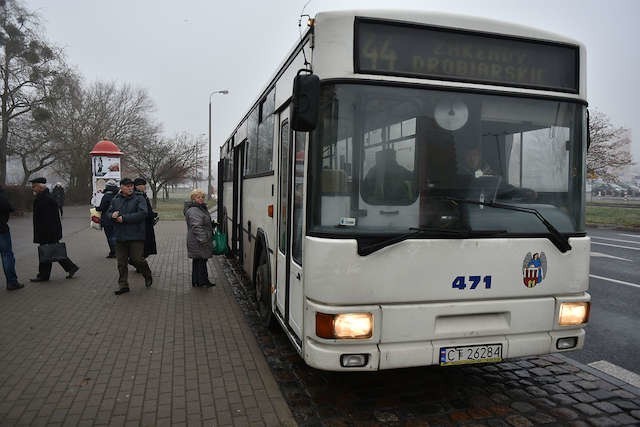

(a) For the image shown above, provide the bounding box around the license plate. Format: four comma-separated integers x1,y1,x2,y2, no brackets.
439,344,503,366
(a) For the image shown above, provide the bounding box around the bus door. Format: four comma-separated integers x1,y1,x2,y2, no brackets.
276,110,305,339
232,141,245,263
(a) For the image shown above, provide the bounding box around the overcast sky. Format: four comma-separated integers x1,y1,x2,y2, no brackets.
24,0,640,170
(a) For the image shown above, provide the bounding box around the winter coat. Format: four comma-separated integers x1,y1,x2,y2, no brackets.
0,187,14,234
184,201,214,259
51,185,65,207
137,190,157,256
96,184,119,232
33,188,63,244
107,191,147,242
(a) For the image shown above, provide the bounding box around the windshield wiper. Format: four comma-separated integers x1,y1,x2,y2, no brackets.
357,226,507,256
358,227,464,256
446,197,572,253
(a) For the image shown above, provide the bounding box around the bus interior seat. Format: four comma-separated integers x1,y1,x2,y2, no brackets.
321,169,346,193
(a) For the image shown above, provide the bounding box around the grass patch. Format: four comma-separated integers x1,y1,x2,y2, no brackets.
153,194,218,221
155,198,187,220
586,205,640,228
155,193,640,228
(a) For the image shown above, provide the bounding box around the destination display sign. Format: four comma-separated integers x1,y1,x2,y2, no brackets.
355,19,579,93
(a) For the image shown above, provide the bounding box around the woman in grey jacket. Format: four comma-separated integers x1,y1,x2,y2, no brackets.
184,189,215,287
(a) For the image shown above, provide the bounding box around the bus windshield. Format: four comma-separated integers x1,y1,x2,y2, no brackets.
309,83,586,237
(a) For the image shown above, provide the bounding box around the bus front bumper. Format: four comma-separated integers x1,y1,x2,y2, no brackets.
304,328,585,371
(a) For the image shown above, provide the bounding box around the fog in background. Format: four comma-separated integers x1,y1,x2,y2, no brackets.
25,0,640,173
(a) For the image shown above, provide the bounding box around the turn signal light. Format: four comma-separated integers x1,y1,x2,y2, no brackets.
559,302,590,326
316,312,373,339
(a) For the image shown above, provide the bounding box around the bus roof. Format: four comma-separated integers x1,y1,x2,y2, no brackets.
222,9,586,152
315,9,583,46
312,9,586,98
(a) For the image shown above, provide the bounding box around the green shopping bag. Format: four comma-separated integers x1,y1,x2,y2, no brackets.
213,229,229,255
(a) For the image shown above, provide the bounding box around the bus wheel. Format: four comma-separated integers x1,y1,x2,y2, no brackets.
255,252,273,327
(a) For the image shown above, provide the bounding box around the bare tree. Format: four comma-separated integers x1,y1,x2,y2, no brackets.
7,114,56,184
43,81,160,201
128,132,199,208
189,134,206,188
0,0,65,184
5,68,80,184
587,110,633,183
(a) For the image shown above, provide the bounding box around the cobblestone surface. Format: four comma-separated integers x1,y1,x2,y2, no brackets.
219,253,640,426
0,207,295,426
3,206,639,426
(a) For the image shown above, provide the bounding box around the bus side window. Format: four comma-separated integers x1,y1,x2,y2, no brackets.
292,132,306,263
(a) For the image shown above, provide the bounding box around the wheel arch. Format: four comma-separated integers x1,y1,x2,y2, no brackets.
253,227,276,327
252,228,272,286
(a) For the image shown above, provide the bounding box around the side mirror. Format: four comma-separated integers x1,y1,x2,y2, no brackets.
290,70,319,131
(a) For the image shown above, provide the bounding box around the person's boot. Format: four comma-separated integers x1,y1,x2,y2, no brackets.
114,287,130,295
144,275,153,288
7,283,24,291
66,265,79,279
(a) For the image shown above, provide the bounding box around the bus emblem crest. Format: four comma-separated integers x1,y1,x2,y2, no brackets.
522,252,547,288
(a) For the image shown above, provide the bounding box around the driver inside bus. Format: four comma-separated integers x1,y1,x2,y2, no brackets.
456,141,536,202
458,143,494,178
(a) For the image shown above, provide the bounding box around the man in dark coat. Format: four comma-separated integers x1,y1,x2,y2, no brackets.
0,185,23,290
96,180,119,258
134,177,157,258
51,182,65,216
29,177,79,282
107,178,152,295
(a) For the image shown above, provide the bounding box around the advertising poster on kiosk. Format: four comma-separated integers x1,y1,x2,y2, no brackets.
91,156,121,206
89,140,123,207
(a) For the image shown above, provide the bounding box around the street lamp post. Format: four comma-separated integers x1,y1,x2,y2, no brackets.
208,89,229,200
196,133,206,189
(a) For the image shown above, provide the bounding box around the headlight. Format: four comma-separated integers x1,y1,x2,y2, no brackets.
316,312,373,339
559,302,590,326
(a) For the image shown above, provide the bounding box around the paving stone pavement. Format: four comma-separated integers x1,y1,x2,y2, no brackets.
3,205,640,426
223,255,640,426
0,206,296,426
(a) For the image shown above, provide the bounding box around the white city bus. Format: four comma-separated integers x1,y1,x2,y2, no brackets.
218,10,590,371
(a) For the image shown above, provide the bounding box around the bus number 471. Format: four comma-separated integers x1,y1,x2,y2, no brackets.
452,275,492,290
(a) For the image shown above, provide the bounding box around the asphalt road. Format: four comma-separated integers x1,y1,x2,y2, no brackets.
565,227,640,381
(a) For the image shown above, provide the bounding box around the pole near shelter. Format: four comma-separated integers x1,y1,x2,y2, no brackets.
208,90,228,200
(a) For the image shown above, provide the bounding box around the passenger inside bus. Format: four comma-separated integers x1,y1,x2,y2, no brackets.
361,148,415,204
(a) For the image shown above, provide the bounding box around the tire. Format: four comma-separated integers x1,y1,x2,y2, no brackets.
255,250,274,327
